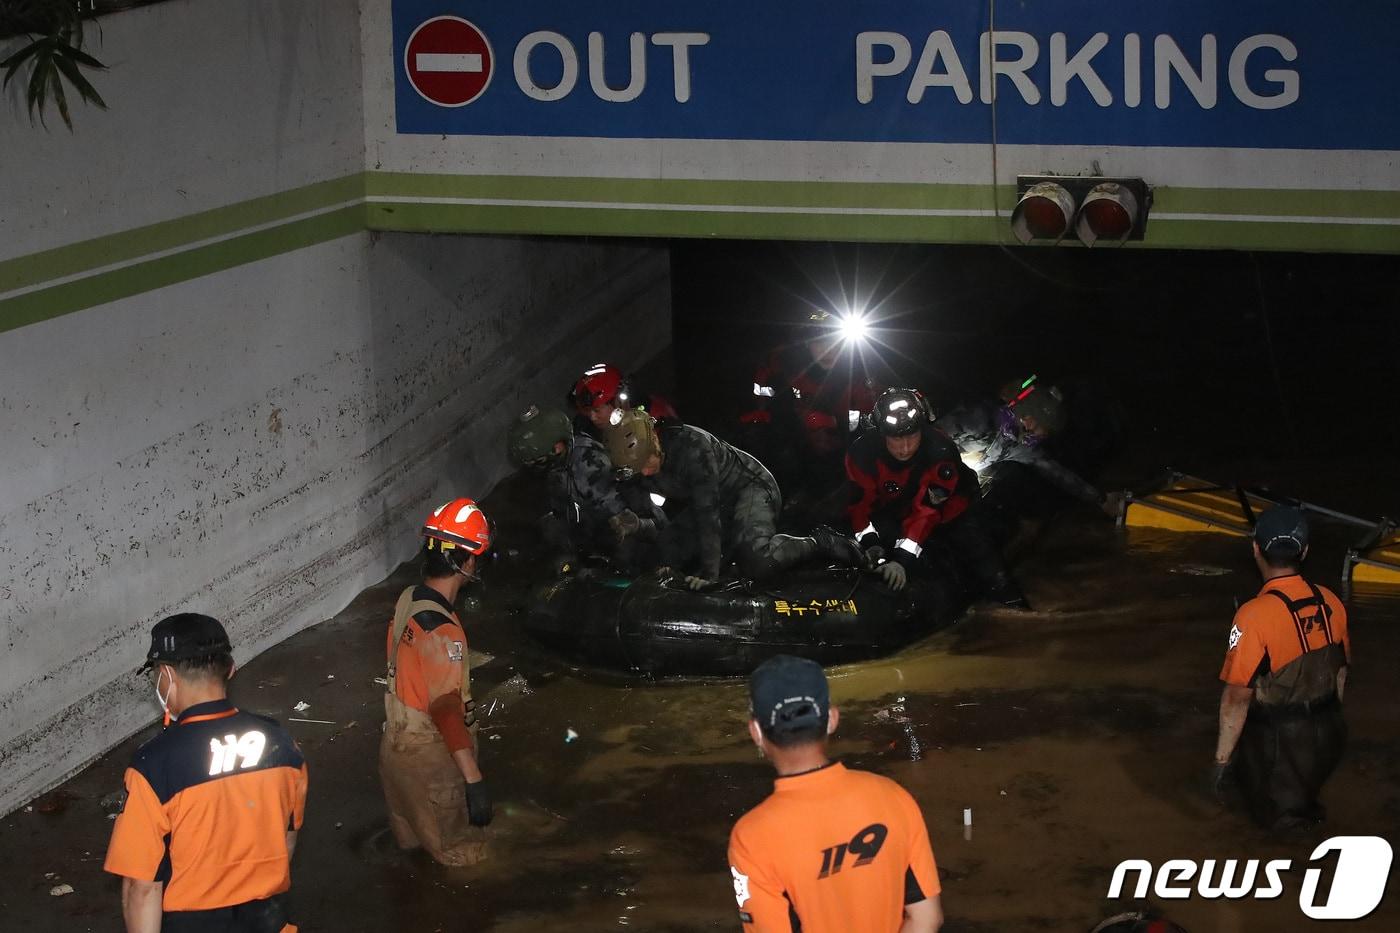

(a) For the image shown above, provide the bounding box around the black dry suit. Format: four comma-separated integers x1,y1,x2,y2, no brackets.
640,423,855,581
1237,584,1348,830
937,400,1102,505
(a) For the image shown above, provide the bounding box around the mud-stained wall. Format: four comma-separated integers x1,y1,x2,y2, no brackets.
0,234,670,815
0,0,672,814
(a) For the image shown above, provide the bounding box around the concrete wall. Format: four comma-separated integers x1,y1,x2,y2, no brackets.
0,0,671,814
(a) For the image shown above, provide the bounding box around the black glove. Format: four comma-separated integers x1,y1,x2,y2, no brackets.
609,509,641,540
878,561,907,591
1207,761,1231,801
863,545,886,570
466,779,493,827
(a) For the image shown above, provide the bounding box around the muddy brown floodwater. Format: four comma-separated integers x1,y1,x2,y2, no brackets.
4,478,1399,933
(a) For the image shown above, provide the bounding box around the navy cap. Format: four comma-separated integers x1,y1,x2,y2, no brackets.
749,655,829,739
1253,506,1309,557
140,613,232,672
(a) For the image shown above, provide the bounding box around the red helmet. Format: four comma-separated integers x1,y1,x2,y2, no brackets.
423,497,493,558
572,363,627,412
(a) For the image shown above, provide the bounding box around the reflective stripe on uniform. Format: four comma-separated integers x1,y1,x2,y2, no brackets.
896,538,923,557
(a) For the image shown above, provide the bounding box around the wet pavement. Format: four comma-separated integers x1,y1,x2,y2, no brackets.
4,471,1398,933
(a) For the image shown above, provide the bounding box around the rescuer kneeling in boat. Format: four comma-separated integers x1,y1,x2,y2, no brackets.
605,410,865,590
380,499,495,866
1214,506,1350,834
847,388,1026,607
507,404,663,575
936,376,1120,516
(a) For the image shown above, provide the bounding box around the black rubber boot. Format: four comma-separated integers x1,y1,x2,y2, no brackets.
809,525,866,567
986,574,1031,610
767,533,819,570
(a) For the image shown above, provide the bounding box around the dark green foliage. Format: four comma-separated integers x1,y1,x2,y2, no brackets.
1,1,108,130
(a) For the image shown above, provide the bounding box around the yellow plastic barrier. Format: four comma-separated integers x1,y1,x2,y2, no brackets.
1122,474,1277,537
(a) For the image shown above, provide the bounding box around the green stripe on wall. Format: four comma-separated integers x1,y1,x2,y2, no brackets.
0,175,365,296
0,207,365,335
4,170,1400,336
366,200,1400,254
365,172,1002,212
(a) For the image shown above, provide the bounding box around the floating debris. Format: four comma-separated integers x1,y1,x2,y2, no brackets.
565,728,580,743
50,884,74,897
1170,563,1232,577
293,701,310,713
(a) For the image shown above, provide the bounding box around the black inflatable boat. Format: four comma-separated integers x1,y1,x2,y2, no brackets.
523,424,1116,676
524,551,973,677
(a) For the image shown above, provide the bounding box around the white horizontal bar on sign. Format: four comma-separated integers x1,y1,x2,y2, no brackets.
415,53,483,73
362,195,998,218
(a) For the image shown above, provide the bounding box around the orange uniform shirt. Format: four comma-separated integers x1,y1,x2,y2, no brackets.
729,762,940,933
104,700,308,912
1220,574,1350,686
386,585,473,751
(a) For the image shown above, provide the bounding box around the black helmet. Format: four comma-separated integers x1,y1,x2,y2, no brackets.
873,387,932,437
506,405,573,468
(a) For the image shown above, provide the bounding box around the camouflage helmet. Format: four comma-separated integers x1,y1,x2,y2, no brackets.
506,404,573,468
606,409,660,477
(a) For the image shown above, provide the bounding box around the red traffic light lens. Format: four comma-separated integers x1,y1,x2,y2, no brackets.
1022,198,1068,239
1083,199,1133,240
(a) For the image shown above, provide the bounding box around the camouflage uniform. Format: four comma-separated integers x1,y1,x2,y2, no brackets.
937,400,1102,505
542,433,661,571
642,423,784,581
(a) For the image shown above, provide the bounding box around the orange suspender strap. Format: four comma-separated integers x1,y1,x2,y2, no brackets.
385,588,472,702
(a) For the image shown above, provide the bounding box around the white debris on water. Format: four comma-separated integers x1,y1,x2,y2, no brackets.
292,701,311,712
1170,563,1232,576
49,884,74,897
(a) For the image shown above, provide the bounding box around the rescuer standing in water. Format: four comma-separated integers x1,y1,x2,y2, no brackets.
728,655,943,932
606,410,865,588
380,498,495,866
847,387,1026,607
104,613,308,933
1214,506,1350,833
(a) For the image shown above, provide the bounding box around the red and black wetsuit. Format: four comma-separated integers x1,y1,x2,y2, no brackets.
845,425,978,568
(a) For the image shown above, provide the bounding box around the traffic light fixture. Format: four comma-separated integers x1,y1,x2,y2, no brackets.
1010,175,1152,246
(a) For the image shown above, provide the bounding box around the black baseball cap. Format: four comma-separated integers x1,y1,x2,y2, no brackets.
1253,506,1309,557
749,655,829,739
139,613,232,672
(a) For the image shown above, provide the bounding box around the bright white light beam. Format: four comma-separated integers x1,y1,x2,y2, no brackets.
838,314,870,343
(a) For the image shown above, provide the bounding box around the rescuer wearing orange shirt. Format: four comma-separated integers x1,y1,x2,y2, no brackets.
728,655,943,933
380,497,495,866
104,613,308,933
1214,506,1350,833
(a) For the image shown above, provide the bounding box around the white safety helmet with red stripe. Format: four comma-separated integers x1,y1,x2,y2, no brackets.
422,497,493,570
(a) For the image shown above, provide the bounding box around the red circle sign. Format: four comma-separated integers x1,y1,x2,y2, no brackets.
404,16,494,108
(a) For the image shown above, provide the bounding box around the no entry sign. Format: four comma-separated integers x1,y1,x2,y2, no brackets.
403,16,494,107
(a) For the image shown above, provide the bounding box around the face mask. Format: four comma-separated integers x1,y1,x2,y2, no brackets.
155,667,175,726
